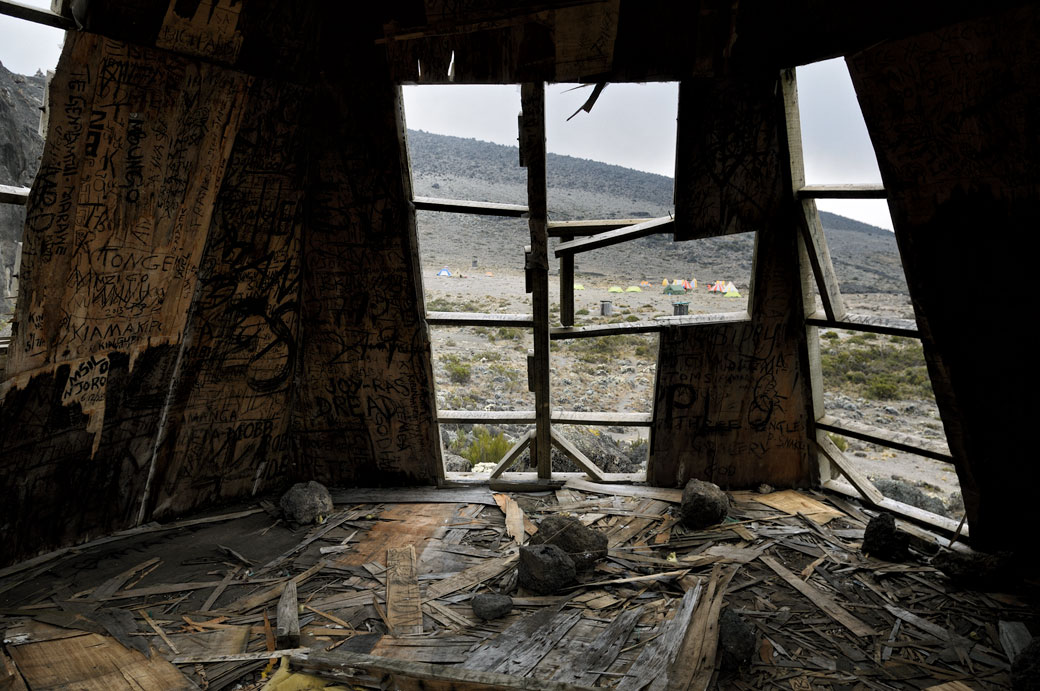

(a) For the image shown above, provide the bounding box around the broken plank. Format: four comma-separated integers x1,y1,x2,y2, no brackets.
100,581,224,600
171,649,308,664
330,486,497,506
199,566,240,612
814,430,885,505
760,556,874,637
462,604,568,673
564,478,682,503
493,494,527,544
413,196,528,217
424,554,518,601
222,560,326,613
275,581,300,648
555,216,673,256
386,546,423,636
551,427,607,482
625,583,703,691
555,605,643,686
490,430,534,479
90,557,161,601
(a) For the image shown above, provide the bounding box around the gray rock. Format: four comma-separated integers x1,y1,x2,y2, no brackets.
471,593,512,620
680,479,729,529
443,452,471,472
518,544,576,594
280,481,334,525
872,477,949,517
529,515,608,570
718,608,756,671
862,512,909,561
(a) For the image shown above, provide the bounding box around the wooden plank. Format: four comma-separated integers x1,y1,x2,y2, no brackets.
760,556,874,637
0,0,73,29
625,583,703,690
413,196,528,217
492,494,527,544
814,429,885,504
547,218,647,238
564,478,682,503
553,606,643,686
493,610,583,677
551,311,749,339
745,489,844,524
883,604,1006,667
665,565,738,691
171,649,307,664
0,184,30,206
274,581,300,649
255,509,359,575
489,430,533,478
90,557,161,601
796,184,887,199
551,428,607,482
8,632,197,690
0,648,29,691
424,554,518,600
554,217,673,256
552,411,652,426
521,81,552,479
427,311,534,327
824,480,968,536
100,581,225,600
329,486,497,505
222,561,325,613
386,545,423,636
798,199,847,322
806,312,920,338
817,415,953,463
292,649,596,691
560,233,575,326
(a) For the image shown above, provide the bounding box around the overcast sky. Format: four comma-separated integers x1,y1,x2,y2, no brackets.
1,9,891,229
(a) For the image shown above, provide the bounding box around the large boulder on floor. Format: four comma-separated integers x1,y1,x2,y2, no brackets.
280,481,334,525
680,479,729,529
718,608,756,671
862,512,909,561
471,593,512,620
518,544,576,594
528,515,608,570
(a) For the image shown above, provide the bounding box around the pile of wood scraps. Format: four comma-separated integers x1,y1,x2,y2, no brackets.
0,484,1033,689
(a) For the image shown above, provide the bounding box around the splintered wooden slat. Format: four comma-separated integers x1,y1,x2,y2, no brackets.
760,556,874,637
494,610,583,677
90,557,161,601
551,428,607,482
223,560,325,613
275,581,300,648
490,430,534,479
200,566,241,612
624,583,703,690
462,604,570,674
553,606,643,686
816,415,952,463
665,565,738,691
814,430,885,505
424,554,518,601
412,196,529,217
554,217,673,256
547,218,651,237
330,487,497,505
564,478,682,503
7,632,196,690
746,490,844,524
0,648,28,691
293,649,595,691
386,546,423,636
492,494,526,544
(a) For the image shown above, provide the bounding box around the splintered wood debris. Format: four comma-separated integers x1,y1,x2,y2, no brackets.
0,484,1032,689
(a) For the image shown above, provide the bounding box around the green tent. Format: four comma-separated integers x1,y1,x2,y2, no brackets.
608,286,624,293
723,281,741,297
663,283,685,295
573,283,585,290
625,286,642,292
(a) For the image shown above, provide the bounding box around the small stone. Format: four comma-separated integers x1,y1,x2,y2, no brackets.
862,513,909,561
471,593,512,620
680,479,729,529
518,544,576,594
1011,638,1040,690
442,452,470,472
528,515,608,570
280,481,333,525
718,608,756,671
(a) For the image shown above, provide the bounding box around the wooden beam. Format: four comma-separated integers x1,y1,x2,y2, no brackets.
824,480,967,537
814,429,885,505
550,311,749,339
797,184,887,199
412,196,528,217
798,199,847,321
560,233,575,327
547,218,647,238
554,216,673,256
437,410,652,426
426,311,534,327
291,649,596,691
550,427,607,482
817,415,953,463
760,556,875,637
275,581,300,649
0,184,30,206
521,82,552,479
806,312,919,338
489,430,533,479
0,0,73,29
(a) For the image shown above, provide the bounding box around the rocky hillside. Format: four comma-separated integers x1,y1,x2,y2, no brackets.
0,62,45,314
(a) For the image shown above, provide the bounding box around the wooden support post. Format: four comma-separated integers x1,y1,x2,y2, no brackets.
275,581,300,649
560,234,574,326
521,82,551,479
550,428,606,483
815,429,884,505
489,430,534,478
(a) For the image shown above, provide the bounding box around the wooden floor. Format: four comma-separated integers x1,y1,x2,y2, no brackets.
0,482,1032,690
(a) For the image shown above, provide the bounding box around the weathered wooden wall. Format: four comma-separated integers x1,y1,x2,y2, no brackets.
847,5,1039,549
0,5,442,563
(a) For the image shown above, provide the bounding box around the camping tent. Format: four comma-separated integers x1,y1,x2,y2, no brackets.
663,283,685,295
724,282,741,297
574,283,585,290
640,280,651,287
681,280,692,291
662,279,668,286
437,268,452,277
626,286,642,292
608,286,624,293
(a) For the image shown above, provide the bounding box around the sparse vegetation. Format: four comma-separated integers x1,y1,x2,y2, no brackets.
821,333,932,401
452,426,513,465
441,354,472,384
828,433,848,452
